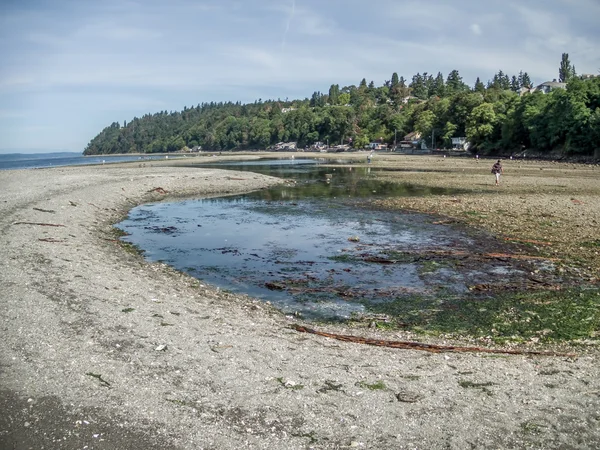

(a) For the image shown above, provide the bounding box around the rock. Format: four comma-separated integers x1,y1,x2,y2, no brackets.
395,390,423,403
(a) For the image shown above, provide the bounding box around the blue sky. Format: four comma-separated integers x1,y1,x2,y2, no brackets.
1,0,599,154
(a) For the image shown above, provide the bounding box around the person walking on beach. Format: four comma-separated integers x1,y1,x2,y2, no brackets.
491,159,503,185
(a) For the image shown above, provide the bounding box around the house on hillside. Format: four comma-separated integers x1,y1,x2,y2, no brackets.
395,131,422,150
451,137,470,151
311,141,327,151
520,80,567,96
271,141,297,151
367,142,388,150
401,96,420,104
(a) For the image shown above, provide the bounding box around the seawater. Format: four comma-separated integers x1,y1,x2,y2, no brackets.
117,194,462,319
117,160,522,320
0,152,167,170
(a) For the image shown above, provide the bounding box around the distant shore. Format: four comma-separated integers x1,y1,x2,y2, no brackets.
1,156,598,449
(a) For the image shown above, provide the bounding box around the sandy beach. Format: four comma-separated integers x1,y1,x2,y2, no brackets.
1,155,599,449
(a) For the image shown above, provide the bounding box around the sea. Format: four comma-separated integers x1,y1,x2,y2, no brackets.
0,152,167,171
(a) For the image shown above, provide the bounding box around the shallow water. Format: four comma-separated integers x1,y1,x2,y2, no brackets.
117,159,545,320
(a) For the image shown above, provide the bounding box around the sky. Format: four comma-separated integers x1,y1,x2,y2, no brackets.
1,0,599,154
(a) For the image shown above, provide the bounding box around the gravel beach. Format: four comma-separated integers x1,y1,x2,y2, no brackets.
1,156,599,449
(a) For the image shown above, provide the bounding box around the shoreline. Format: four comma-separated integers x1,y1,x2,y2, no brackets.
1,160,599,449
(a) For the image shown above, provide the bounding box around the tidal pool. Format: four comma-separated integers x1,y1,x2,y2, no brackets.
116,159,555,320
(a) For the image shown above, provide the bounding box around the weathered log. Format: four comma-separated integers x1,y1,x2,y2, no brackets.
291,324,576,357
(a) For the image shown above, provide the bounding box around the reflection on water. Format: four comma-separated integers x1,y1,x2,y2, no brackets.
117,159,528,320
192,158,461,201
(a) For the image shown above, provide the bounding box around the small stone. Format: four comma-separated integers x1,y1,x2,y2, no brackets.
395,390,423,403
24,422,30,427
155,344,167,351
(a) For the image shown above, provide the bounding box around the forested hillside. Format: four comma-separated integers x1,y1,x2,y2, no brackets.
84,55,600,157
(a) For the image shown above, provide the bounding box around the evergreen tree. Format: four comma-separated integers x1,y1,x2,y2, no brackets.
328,84,340,105
391,72,399,87
474,77,485,93
410,73,428,99
423,72,435,97
432,72,446,97
310,91,326,107
517,71,532,89
511,75,520,92
446,70,468,95
489,70,511,90
559,53,574,82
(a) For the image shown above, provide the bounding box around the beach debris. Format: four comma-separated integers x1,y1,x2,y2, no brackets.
210,344,233,353
86,372,111,387
149,187,168,194
13,221,66,227
276,377,304,390
348,236,360,242
154,344,167,351
38,238,65,243
290,324,577,357
395,390,423,403
317,380,344,394
32,207,56,213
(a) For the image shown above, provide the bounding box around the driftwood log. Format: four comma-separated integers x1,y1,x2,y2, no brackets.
291,324,576,357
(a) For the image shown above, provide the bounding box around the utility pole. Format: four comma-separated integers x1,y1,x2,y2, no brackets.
431,129,435,149
394,129,397,148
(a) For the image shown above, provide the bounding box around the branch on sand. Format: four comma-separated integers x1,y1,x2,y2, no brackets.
291,324,576,357
148,187,168,194
32,207,56,214
13,221,66,227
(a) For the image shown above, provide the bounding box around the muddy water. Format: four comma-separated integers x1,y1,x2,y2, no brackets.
117,159,547,320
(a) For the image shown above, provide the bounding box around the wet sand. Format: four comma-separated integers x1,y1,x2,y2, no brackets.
1,156,599,449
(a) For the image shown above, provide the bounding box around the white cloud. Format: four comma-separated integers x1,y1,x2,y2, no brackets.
470,24,482,35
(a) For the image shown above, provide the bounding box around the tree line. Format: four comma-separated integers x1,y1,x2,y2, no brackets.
84,54,600,156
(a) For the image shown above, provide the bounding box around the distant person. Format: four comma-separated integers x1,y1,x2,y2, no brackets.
491,160,503,185
367,152,373,164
